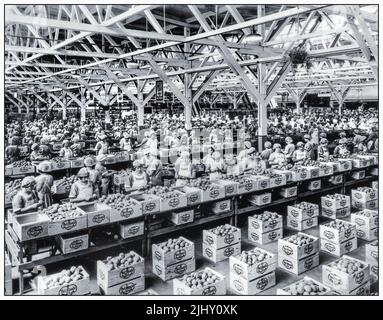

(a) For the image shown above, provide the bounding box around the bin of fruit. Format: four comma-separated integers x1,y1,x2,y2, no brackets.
321,194,350,211
301,165,320,178
277,277,332,295
263,172,287,188
322,256,370,294
248,193,272,206
351,209,378,233
52,176,76,195
77,203,111,227
304,160,333,177
287,216,318,232
99,193,142,222
246,175,270,190
214,178,239,197
233,176,258,194
49,157,71,171
11,160,36,175
248,212,282,234
5,179,22,206
287,202,319,220
186,178,225,202
173,268,226,295
280,186,298,198
345,156,370,168
174,185,201,206
230,269,275,295
319,220,356,243
130,193,160,215
203,224,241,249
12,212,50,241
41,203,87,235
147,186,187,212
290,166,310,181
278,233,319,261
273,165,294,182
335,158,353,171
351,187,378,203
113,151,130,163
37,266,90,295
97,251,145,289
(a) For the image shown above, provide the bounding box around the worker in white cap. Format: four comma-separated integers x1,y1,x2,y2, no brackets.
284,137,295,163
269,143,287,167
69,168,97,203
317,138,330,161
333,138,350,158
95,134,109,156
292,142,306,164
206,151,225,180
147,150,163,186
260,141,273,161
126,160,149,192
174,151,195,186
59,140,73,159
12,176,42,215
243,148,266,174
237,141,252,162
35,161,54,208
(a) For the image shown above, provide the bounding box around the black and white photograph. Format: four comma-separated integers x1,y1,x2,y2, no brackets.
1,2,380,300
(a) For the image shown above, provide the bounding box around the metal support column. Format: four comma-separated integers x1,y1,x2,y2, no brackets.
184,27,192,131
257,62,267,152
137,80,144,128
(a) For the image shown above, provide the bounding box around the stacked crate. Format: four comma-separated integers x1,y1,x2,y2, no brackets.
277,277,332,295
287,202,319,231
321,194,351,219
248,192,272,206
203,224,241,263
366,241,378,282
278,232,320,275
248,211,283,244
351,209,378,241
322,256,370,295
351,187,378,211
229,248,276,295
152,237,195,281
319,220,357,257
97,251,145,295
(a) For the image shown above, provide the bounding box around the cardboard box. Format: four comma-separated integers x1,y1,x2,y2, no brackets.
173,268,226,295
248,213,282,233
287,202,319,220
77,203,111,227
319,220,356,243
152,237,194,267
203,224,241,249
211,199,232,215
322,255,370,293
351,170,366,180
203,242,241,263
130,194,160,215
351,199,378,210
334,281,371,296
200,184,225,202
329,174,343,185
152,258,195,281
280,186,297,198
97,254,144,289
215,179,239,197
278,252,319,275
273,170,293,182
59,232,89,254
179,186,202,206
47,213,88,236
336,159,353,171
351,210,378,231
229,248,276,281
308,180,321,191
12,212,50,241
169,209,194,225
248,175,271,190
101,275,145,295
318,165,334,177
287,216,318,231
268,174,287,188
277,277,332,295
321,207,351,219
302,166,320,178
351,188,378,202
237,178,258,194
248,228,283,245
290,169,310,181
158,191,187,212
355,227,378,241
278,233,319,260
230,271,276,295
248,193,272,206
320,237,357,257
321,195,350,211
119,221,144,239
109,199,143,223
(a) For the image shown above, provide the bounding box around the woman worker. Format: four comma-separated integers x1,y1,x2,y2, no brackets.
269,143,287,168
147,150,163,186
69,168,98,203
126,160,150,192
205,151,225,180
174,151,196,187
35,161,54,208
12,176,43,215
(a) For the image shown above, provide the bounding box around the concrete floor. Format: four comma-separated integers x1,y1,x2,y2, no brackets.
20,213,378,296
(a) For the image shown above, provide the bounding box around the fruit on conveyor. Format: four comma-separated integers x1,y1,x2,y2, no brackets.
208,224,237,237
45,266,86,288
41,203,83,221
158,237,190,253
237,249,272,265
284,279,328,295
104,251,143,271
180,270,221,289
325,220,354,231
328,257,366,274
252,211,279,222
285,234,314,246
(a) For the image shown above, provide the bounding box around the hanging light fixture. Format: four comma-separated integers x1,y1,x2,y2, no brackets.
242,26,262,44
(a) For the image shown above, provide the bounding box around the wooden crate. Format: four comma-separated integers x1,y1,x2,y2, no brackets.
369,168,378,176
247,175,270,191
13,165,35,175
169,209,194,225
351,210,378,231
308,180,321,191
278,252,319,275
321,207,351,219
178,186,202,206
230,271,275,295
334,281,371,296
321,195,350,211
355,227,378,241
173,268,226,295
203,242,241,263
59,232,89,254
152,258,195,281
70,158,84,169
248,193,272,206
48,213,88,236
50,160,71,171
318,165,334,177
319,220,356,243
248,228,283,245
366,241,378,264
200,184,225,202
287,216,318,231
351,189,378,202
12,212,50,241
37,266,90,295
237,179,258,194
77,203,111,227
109,199,143,223
351,199,378,210
287,203,319,220
119,221,144,239
203,224,241,249
280,186,297,198
320,237,357,257
268,174,287,188
372,181,378,190
211,199,231,215
290,169,310,181
329,174,343,185
215,179,239,197
352,158,370,168
152,237,194,267
130,194,160,215
51,184,71,196
277,277,332,295
302,166,320,178
351,170,366,180
159,191,187,212
322,256,370,293
337,159,353,171
273,170,293,183
248,213,282,234
97,254,144,289
101,275,145,295
278,233,319,260
229,248,276,281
